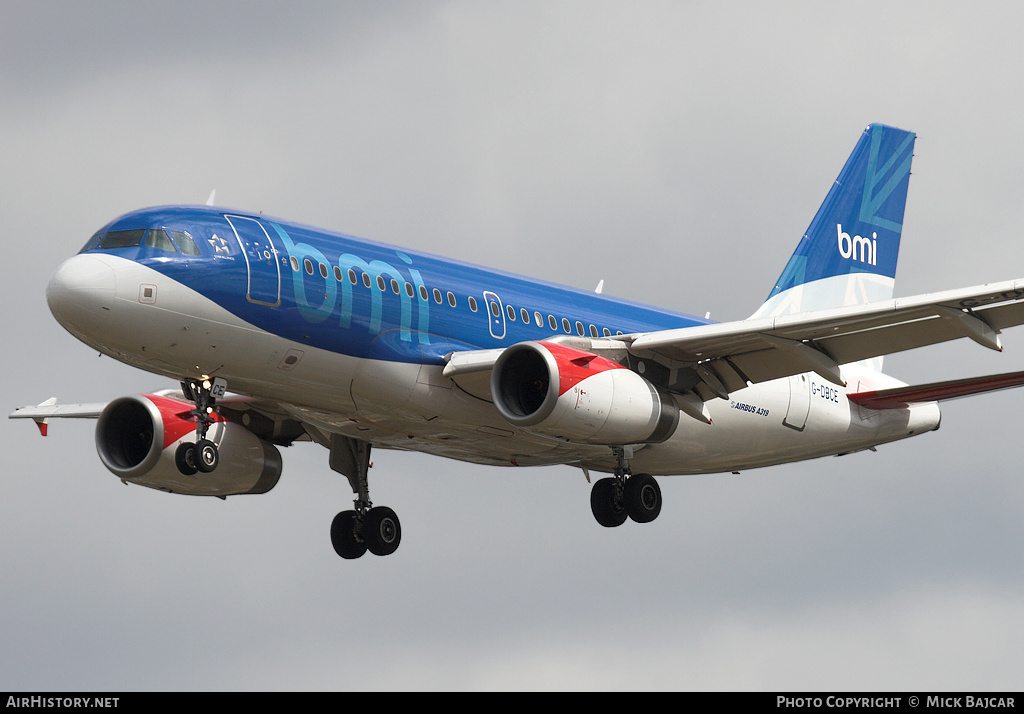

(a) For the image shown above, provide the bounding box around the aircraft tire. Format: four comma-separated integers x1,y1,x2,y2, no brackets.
625,473,661,524
331,510,367,559
364,506,401,556
175,442,198,475
590,477,628,528
195,439,219,473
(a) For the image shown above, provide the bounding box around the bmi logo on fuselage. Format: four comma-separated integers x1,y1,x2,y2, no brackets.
836,223,877,266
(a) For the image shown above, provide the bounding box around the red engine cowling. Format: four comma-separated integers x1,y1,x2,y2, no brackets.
95,394,283,496
490,341,679,444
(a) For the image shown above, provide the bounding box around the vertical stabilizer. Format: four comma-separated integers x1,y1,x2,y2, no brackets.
751,124,915,321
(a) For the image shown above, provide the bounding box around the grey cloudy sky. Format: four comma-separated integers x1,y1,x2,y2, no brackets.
3,1,1024,691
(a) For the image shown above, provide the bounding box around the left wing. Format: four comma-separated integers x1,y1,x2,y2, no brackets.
442,279,1024,404
624,278,1024,399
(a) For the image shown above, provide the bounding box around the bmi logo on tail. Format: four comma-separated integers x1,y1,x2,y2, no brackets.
836,223,877,266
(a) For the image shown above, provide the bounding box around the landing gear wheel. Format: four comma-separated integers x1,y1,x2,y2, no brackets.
625,473,662,523
364,506,402,556
175,442,198,476
591,477,628,528
195,439,219,473
331,510,367,559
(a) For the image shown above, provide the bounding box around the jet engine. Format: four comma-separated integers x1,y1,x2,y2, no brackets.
491,341,679,444
95,394,283,496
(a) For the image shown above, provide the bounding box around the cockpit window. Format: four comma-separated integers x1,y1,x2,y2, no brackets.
98,229,146,250
79,232,105,253
169,231,201,256
144,229,176,253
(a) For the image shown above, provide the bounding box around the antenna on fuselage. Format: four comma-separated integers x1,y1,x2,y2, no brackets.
205,189,216,207
595,280,604,294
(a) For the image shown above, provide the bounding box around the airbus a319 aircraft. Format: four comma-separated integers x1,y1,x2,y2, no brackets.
13,124,1024,560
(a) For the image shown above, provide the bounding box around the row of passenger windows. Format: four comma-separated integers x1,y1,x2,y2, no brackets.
503,303,623,338
290,256,625,338
82,228,201,256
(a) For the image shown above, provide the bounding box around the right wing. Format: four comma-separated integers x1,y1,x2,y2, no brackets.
9,398,107,436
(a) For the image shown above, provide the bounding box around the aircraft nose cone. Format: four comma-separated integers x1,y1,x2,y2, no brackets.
46,254,117,337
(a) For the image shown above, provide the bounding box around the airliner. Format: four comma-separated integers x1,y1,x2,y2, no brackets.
12,124,1024,560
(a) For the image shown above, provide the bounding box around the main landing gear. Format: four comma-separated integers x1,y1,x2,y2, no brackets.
589,446,662,527
328,436,401,559
174,377,226,476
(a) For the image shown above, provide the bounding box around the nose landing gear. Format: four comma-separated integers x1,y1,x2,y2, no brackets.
174,377,226,476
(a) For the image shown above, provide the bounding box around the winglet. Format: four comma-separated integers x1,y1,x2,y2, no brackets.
32,397,57,436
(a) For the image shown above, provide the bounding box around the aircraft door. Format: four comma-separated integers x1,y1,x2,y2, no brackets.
783,373,810,431
225,215,281,307
483,291,506,340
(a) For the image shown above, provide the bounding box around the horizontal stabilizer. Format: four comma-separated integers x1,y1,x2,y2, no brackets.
848,371,1024,410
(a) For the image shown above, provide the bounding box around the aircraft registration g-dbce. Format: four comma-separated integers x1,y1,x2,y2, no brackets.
13,123,1024,560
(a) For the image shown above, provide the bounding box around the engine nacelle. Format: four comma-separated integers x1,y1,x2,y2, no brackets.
491,341,679,445
95,394,283,496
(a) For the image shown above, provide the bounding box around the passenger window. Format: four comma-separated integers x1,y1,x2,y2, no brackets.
491,301,501,317
589,325,598,338
169,231,201,256
320,263,329,279
534,311,543,327
391,279,400,294
290,256,300,272
548,315,557,330
98,229,146,250
562,318,571,333
405,282,415,298
348,269,358,285
575,321,585,336
334,266,343,282
447,291,457,307
521,308,530,323
362,272,371,288
304,259,314,275
468,296,478,312
433,288,443,304
506,304,516,321
376,276,386,291
419,285,429,301
603,328,611,337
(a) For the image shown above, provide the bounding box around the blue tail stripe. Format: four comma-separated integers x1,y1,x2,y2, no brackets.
860,130,915,232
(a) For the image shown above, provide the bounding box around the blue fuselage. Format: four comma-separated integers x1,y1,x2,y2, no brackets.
83,205,709,365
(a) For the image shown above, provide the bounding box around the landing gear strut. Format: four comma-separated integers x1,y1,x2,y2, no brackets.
589,446,662,527
328,435,401,559
175,377,226,475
